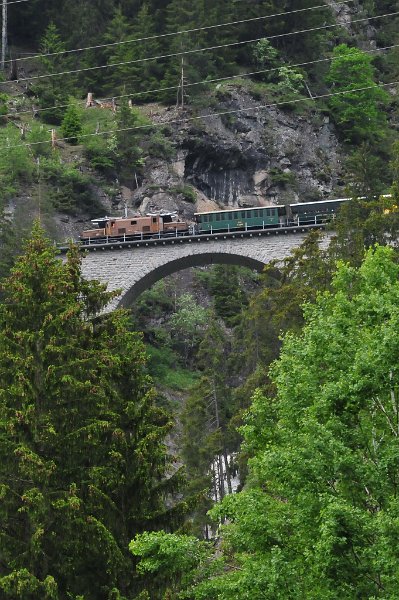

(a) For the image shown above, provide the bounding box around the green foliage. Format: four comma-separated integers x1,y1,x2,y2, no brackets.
130,531,214,599
181,318,239,531
146,345,199,391
32,23,69,124
81,107,117,173
170,184,197,203
0,93,9,120
40,157,101,214
61,103,83,144
0,126,33,201
344,141,391,197
252,39,279,73
231,230,332,380
147,129,176,160
0,224,184,598
203,265,248,327
0,212,23,282
27,124,53,158
169,293,209,365
149,245,399,599
326,44,389,143
276,66,304,96
331,195,399,266
269,167,296,187
113,101,145,186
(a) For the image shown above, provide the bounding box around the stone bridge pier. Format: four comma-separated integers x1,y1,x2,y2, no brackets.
78,227,331,311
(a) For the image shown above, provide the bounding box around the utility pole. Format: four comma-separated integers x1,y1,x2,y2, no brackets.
1,0,7,71
176,46,186,110
180,56,185,110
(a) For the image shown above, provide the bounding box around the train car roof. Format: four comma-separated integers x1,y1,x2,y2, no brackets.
289,198,350,208
90,215,144,223
146,211,178,217
194,205,284,216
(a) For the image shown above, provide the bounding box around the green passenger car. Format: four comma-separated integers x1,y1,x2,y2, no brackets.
194,206,280,233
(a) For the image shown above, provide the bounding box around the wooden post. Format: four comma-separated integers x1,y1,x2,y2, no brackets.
51,129,57,149
1,0,7,70
86,92,94,108
9,58,18,81
180,56,184,110
304,80,314,100
20,123,28,140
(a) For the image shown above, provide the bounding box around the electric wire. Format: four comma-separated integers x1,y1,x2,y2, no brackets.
4,10,398,85
1,79,397,151
4,42,399,120
4,0,31,4
4,0,355,64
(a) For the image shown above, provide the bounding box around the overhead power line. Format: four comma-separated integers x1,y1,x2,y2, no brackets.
3,10,398,85
1,80,397,152
5,43,399,120
6,0,354,64
5,0,31,4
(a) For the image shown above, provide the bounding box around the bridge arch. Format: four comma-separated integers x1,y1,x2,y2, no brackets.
118,251,264,308
78,227,330,311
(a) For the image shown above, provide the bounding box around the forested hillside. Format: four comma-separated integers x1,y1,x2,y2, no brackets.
0,1,399,598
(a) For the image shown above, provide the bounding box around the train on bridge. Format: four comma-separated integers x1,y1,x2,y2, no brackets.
80,198,349,245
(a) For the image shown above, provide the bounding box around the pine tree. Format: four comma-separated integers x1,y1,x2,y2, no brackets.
0,212,22,283
31,23,70,125
61,103,83,144
160,0,215,105
113,100,143,187
127,3,162,102
0,224,183,599
102,7,134,95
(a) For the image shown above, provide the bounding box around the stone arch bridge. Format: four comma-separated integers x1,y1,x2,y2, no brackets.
68,225,330,311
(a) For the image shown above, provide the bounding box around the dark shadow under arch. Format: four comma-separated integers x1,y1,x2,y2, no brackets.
117,251,265,308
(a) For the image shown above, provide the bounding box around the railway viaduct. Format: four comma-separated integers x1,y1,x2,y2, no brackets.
73,225,332,311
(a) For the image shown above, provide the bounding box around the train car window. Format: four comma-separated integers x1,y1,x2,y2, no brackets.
204,215,209,223
111,221,115,226
233,212,238,219
118,228,126,234
143,226,150,232
152,217,157,224
216,214,221,221
130,220,137,225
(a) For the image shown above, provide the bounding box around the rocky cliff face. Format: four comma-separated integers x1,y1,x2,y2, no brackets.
9,86,345,242
125,87,345,223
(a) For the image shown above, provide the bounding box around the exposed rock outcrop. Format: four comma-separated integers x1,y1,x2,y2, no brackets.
128,87,344,219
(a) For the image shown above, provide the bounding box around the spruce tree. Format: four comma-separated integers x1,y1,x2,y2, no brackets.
127,3,162,102
0,224,182,599
114,100,143,187
102,7,134,95
61,103,83,144
160,0,215,105
32,23,70,125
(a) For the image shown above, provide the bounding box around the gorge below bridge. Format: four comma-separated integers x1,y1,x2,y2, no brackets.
67,225,332,311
